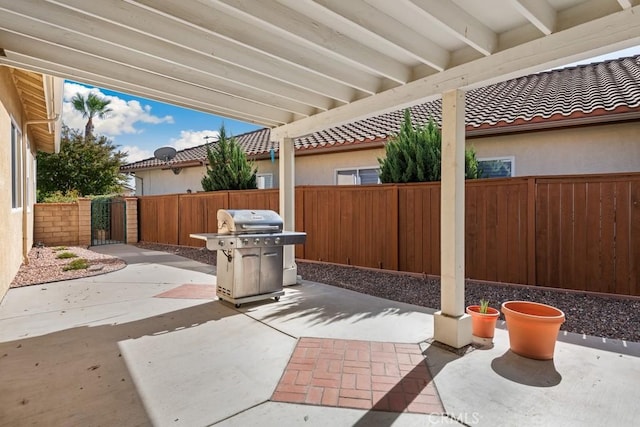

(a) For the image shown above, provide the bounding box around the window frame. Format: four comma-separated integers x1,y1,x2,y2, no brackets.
10,119,23,210
256,172,274,189
477,156,515,178
334,166,381,185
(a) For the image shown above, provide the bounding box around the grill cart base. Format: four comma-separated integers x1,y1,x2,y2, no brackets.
217,289,284,308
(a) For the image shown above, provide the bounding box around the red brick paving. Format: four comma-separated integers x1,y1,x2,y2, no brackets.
271,338,443,414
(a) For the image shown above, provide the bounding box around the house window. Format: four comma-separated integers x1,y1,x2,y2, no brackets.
336,167,380,185
257,173,273,189
11,121,22,209
478,157,514,178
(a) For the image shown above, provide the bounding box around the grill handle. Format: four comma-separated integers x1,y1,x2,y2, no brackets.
240,224,281,231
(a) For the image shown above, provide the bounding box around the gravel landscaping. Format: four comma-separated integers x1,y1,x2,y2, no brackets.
134,242,640,343
10,246,125,288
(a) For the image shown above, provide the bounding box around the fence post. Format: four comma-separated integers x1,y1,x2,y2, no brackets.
77,198,92,246
125,197,138,244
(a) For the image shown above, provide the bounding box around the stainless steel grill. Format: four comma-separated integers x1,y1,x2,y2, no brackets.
190,209,306,307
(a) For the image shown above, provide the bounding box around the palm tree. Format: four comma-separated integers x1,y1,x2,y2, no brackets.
71,93,112,139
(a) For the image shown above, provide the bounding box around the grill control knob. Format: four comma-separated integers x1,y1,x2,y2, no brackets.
254,238,260,245
242,238,249,245
218,240,225,247
265,238,270,245
275,237,281,244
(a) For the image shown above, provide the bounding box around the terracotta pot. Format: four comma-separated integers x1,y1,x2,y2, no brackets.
501,301,565,360
466,305,500,340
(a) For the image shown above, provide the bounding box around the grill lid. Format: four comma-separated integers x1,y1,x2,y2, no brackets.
217,209,283,234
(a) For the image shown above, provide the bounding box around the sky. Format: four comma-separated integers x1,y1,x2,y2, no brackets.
62,83,261,164
61,45,640,166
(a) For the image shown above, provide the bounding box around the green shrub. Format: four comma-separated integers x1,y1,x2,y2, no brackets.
56,251,78,259
52,246,68,251
63,258,89,271
378,109,480,183
201,125,257,191
39,190,81,203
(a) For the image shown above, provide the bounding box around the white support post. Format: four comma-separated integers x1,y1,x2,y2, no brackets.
278,136,298,285
433,89,472,348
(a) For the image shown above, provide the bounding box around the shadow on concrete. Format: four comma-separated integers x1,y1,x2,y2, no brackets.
0,301,232,426
490,350,562,387
248,281,436,327
352,362,446,427
556,330,640,357
346,343,470,427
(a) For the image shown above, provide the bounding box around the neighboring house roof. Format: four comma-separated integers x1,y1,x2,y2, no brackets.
122,55,640,172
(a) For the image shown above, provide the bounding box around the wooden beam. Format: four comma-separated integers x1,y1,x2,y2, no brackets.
132,0,383,94
272,5,640,138
45,0,359,103
312,0,450,71
510,0,557,35
219,0,411,83
408,0,498,56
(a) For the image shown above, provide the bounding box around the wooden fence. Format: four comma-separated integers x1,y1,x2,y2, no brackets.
138,173,640,296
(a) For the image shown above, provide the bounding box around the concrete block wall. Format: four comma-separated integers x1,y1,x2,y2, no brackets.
78,198,92,246
125,197,138,244
34,203,80,246
34,197,139,247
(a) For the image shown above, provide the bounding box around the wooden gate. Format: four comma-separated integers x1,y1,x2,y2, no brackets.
91,197,126,245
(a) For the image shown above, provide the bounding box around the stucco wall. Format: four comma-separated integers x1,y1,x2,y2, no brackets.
0,67,26,297
133,121,639,196
135,165,209,196
469,121,640,176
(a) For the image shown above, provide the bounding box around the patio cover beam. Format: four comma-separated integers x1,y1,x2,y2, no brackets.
271,4,640,140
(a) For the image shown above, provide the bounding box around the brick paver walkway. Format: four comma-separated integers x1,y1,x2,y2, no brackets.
271,337,443,414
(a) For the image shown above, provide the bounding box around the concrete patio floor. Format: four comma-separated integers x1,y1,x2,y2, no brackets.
1,244,638,426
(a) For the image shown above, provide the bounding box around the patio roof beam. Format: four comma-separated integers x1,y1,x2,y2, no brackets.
271,4,640,139
407,0,497,56
216,0,411,84
42,0,360,103
310,0,450,72
131,0,385,94
0,53,284,128
0,8,320,117
0,33,293,125
617,0,633,9
510,0,557,35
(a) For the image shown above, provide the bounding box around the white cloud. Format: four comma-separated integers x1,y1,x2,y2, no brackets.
169,129,220,151
120,145,154,163
62,82,174,137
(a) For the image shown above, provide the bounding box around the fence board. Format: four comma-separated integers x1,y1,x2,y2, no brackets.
573,183,588,291
228,189,278,210
559,183,574,290
398,183,440,274
601,182,616,293
178,195,207,247
630,181,640,296
615,181,631,295
585,182,602,292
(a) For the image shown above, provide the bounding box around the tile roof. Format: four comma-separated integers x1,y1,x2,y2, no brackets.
122,55,640,172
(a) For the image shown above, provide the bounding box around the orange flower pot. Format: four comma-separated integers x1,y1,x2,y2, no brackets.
466,305,500,341
501,301,565,360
